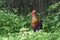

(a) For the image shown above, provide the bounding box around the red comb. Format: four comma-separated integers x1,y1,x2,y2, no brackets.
31,10,36,13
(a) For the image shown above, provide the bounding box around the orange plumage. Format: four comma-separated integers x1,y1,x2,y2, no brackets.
31,9,42,32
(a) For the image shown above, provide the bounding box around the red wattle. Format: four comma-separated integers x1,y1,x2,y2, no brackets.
31,13,35,16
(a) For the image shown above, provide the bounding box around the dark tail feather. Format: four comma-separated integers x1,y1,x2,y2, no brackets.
33,20,43,32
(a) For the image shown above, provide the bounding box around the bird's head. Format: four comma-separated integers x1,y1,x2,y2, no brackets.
31,9,36,16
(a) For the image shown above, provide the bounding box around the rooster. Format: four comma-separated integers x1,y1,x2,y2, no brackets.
31,9,42,32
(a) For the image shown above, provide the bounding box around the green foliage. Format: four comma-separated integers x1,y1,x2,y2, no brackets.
0,29,60,40
18,13,31,28
0,10,21,34
0,9,31,34
18,30,60,40
43,2,60,32
47,2,60,12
